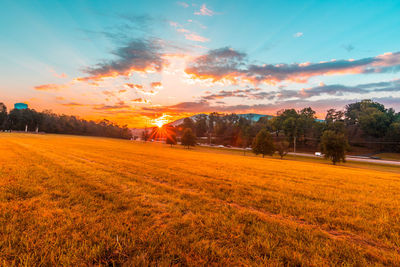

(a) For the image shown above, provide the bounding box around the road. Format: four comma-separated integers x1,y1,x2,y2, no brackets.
197,144,400,166
287,152,400,166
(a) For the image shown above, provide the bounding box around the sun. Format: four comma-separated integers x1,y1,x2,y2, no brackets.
152,114,170,128
155,120,164,128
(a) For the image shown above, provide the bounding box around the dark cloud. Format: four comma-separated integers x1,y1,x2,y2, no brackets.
201,88,261,100
78,39,165,81
185,47,247,82
185,48,400,84
196,79,400,106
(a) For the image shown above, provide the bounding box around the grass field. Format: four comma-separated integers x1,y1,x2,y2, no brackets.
1,133,400,266
374,153,400,162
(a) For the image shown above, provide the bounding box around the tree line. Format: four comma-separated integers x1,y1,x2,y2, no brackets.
149,99,400,164
0,103,132,139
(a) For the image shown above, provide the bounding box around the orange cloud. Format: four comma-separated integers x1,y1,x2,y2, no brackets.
34,83,68,91
124,83,143,89
150,82,163,90
49,68,68,78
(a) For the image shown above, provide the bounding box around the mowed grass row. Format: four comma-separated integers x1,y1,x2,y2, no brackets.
0,133,399,266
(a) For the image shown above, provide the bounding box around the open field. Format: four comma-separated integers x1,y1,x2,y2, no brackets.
1,133,400,266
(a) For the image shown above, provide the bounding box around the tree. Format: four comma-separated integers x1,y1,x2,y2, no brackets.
166,130,177,147
283,116,300,152
0,103,7,130
181,128,196,149
182,117,195,130
252,129,275,157
195,115,208,137
320,130,349,165
276,140,289,159
141,128,150,141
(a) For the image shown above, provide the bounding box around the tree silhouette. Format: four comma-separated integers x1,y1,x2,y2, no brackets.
181,128,196,149
166,130,177,147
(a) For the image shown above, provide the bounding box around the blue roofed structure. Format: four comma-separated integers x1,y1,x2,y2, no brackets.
14,103,28,110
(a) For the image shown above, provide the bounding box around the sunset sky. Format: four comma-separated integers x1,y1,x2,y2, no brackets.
1,0,400,127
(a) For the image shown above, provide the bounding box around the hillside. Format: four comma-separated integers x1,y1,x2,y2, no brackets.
0,133,399,265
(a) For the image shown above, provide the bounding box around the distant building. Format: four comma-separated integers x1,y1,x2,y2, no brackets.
14,103,28,110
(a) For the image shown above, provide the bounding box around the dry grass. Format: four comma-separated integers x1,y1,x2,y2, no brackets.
0,133,399,266
374,153,400,162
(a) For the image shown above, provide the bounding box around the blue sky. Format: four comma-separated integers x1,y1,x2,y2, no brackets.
1,0,400,126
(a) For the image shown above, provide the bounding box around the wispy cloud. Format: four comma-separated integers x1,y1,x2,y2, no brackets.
293,32,303,38
48,68,68,78
34,83,69,91
93,101,130,110
342,44,355,52
169,21,210,42
185,33,210,42
61,102,87,107
177,1,189,8
194,4,216,16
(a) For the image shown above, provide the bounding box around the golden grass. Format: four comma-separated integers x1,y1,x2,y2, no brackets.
0,133,399,266
374,153,400,162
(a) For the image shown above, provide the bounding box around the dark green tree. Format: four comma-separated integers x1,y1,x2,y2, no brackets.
320,130,349,165
0,103,7,130
195,115,208,137
252,129,275,157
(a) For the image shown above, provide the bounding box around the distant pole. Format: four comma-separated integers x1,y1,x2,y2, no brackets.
294,136,296,154
25,124,28,132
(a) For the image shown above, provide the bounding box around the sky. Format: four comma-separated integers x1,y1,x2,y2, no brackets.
1,0,400,128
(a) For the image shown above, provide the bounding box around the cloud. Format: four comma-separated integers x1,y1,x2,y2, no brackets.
186,48,400,84
61,102,86,107
201,88,264,100
199,79,400,104
34,83,68,91
177,28,190,33
168,20,210,43
297,79,400,98
194,4,216,16
185,47,247,83
343,44,355,52
48,68,68,78
93,101,130,110
124,83,143,89
77,39,165,81
184,33,210,43
150,82,163,89
177,1,189,8
131,98,150,104
293,32,303,38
